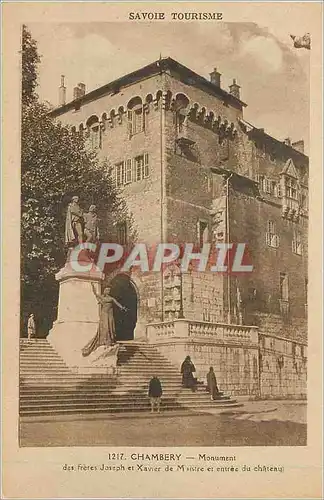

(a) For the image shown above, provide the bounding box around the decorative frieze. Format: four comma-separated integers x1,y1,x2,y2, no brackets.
75,89,238,141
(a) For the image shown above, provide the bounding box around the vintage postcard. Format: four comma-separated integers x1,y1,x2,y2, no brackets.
2,1,323,498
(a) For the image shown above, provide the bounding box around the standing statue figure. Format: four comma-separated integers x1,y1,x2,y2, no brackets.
65,195,84,246
84,205,100,243
82,283,127,357
27,313,36,340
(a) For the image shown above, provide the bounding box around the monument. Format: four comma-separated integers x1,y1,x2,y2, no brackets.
48,196,119,373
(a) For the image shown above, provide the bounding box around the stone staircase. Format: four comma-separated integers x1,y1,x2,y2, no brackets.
19,339,241,417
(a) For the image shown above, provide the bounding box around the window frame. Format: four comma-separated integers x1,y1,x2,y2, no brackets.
292,229,303,255
128,104,144,137
266,220,280,248
115,161,125,187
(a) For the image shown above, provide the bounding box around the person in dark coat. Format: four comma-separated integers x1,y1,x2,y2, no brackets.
181,356,197,391
148,376,163,413
206,366,220,400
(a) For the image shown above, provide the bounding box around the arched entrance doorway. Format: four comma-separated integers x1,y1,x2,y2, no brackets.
109,274,138,341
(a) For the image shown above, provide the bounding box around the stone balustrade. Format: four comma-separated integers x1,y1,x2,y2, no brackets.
147,319,258,345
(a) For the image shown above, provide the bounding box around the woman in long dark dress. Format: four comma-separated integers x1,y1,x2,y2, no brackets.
206,366,219,400
181,356,197,391
82,283,127,356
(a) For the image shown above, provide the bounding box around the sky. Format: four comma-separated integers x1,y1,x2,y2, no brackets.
29,21,310,152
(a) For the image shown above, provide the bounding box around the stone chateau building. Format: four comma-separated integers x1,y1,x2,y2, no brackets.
50,58,308,398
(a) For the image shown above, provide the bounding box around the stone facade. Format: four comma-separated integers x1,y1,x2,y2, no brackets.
51,57,308,398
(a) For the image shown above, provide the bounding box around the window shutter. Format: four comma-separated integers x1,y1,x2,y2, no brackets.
142,106,146,132
127,110,133,137
132,159,137,181
144,153,149,178
125,159,132,184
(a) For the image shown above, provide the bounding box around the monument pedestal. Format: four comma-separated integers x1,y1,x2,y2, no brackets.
49,251,117,373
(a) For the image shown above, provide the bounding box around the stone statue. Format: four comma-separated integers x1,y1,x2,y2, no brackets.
65,195,84,246
27,313,36,339
82,283,127,356
84,205,100,243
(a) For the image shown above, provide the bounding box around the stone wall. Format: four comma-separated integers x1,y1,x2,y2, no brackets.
181,271,225,323
230,190,308,341
151,338,260,397
147,319,307,399
259,333,307,399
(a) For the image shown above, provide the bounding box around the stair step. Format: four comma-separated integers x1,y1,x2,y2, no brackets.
19,391,229,401
20,399,237,410
19,340,239,417
20,402,241,416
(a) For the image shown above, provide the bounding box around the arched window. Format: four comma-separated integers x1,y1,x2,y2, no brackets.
127,97,144,137
174,93,189,134
86,115,101,149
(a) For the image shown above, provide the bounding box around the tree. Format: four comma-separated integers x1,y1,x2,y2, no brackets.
22,24,41,106
21,27,135,336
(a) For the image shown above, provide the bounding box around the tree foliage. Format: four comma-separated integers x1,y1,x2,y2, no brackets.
21,27,135,336
22,24,41,106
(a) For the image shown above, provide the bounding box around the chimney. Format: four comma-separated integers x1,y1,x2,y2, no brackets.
292,140,304,153
284,137,291,146
78,82,86,97
59,75,66,106
229,78,241,100
209,67,221,87
73,82,86,100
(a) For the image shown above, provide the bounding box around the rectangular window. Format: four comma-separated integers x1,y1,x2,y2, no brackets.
143,153,149,178
124,159,132,184
115,162,124,187
270,180,277,195
90,125,101,149
128,106,144,136
116,222,127,246
280,272,289,301
285,177,298,199
264,178,271,194
292,229,302,255
197,220,209,247
266,220,280,247
135,156,143,181
134,154,149,181
134,107,143,134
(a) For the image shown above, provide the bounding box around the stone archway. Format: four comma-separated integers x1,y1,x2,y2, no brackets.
110,274,138,341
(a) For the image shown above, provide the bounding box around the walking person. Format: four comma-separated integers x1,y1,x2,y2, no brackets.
181,355,197,391
27,313,36,340
148,375,163,413
206,366,220,400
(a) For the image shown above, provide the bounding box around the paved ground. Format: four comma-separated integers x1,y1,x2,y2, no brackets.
20,401,306,447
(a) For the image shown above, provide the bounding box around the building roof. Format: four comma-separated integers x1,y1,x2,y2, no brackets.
239,119,308,162
49,57,247,118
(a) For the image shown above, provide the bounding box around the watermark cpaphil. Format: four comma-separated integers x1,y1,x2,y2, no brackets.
68,242,254,275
